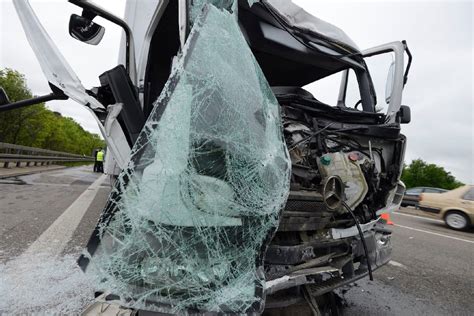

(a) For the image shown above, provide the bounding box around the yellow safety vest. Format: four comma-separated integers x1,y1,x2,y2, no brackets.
96,151,104,162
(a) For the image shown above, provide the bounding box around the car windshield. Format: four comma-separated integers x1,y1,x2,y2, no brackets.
406,188,422,194
424,188,446,193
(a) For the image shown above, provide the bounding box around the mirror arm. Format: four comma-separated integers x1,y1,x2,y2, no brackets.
402,40,412,86
68,0,135,80
81,8,97,21
0,84,68,112
0,93,68,112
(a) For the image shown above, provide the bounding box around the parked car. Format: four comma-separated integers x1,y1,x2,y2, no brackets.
419,185,474,230
402,187,448,208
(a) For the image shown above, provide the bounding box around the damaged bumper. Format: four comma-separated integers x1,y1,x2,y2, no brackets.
265,219,392,298
82,222,392,314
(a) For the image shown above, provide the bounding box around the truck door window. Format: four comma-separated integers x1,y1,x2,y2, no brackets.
304,69,361,108
344,69,364,110
363,52,396,113
303,72,341,105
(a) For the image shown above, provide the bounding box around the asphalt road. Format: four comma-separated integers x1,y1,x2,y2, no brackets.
0,166,473,315
0,166,111,314
340,211,474,316
0,166,110,261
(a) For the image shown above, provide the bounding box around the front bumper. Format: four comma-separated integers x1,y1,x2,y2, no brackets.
81,223,392,314
265,223,392,299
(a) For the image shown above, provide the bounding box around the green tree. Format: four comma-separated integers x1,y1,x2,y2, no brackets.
401,159,464,190
0,68,50,144
0,68,105,154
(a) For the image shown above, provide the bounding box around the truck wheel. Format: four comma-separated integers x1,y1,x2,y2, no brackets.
444,211,469,230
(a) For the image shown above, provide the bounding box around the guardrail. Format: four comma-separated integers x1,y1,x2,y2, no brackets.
0,142,95,168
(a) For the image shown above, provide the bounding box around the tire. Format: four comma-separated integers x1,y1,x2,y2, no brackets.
444,211,470,231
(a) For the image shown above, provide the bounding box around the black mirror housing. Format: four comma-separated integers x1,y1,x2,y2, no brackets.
398,105,411,124
0,88,10,106
69,14,105,45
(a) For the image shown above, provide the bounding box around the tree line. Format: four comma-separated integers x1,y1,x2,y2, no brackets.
0,68,104,156
401,159,464,190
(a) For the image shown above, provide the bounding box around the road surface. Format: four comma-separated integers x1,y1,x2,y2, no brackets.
340,210,474,316
0,166,473,315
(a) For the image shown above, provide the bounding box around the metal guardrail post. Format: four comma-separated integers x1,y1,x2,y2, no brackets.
16,148,21,167
4,147,9,168
26,151,31,167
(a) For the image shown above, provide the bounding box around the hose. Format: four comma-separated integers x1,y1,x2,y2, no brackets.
341,201,374,281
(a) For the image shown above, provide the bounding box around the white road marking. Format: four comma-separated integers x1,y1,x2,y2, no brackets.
394,224,474,244
393,211,444,223
22,174,106,258
388,260,408,269
0,173,104,313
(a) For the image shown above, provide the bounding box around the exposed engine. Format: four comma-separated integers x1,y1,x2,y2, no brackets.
284,107,377,216
263,87,406,309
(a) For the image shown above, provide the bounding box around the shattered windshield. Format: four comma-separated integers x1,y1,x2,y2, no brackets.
79,1,291,314
188,0,235,26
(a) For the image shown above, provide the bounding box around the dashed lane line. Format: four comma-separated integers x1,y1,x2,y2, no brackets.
393,211,444,223
394,223,474,244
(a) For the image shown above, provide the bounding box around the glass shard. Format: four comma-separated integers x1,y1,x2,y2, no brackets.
188,0,235,26
81,2,290,314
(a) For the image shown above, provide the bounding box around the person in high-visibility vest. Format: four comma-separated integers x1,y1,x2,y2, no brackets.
96,148,105,173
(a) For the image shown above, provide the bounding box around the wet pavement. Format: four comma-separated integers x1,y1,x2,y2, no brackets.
0,166,473,315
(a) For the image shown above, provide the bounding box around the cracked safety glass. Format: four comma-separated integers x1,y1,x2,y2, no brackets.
188,0,235,26
79,2,290,314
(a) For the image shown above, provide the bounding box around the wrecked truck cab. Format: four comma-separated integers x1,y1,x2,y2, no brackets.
9,0,412,314
238,1,411,311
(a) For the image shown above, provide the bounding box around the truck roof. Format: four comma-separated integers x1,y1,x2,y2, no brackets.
240,0,364,86
265,0,359,51
121,0,364,87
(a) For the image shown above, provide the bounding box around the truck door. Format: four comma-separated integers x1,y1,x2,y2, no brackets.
12,0,131,168
338,41,409,123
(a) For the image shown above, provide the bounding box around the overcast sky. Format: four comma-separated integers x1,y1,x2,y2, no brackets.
0,0,472,183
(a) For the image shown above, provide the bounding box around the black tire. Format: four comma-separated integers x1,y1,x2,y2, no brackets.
444,211,470,231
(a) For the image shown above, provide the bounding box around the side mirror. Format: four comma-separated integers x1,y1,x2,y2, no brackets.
69,14,105,45
398,105,411,124
0,88,10,106
385,61,395,104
